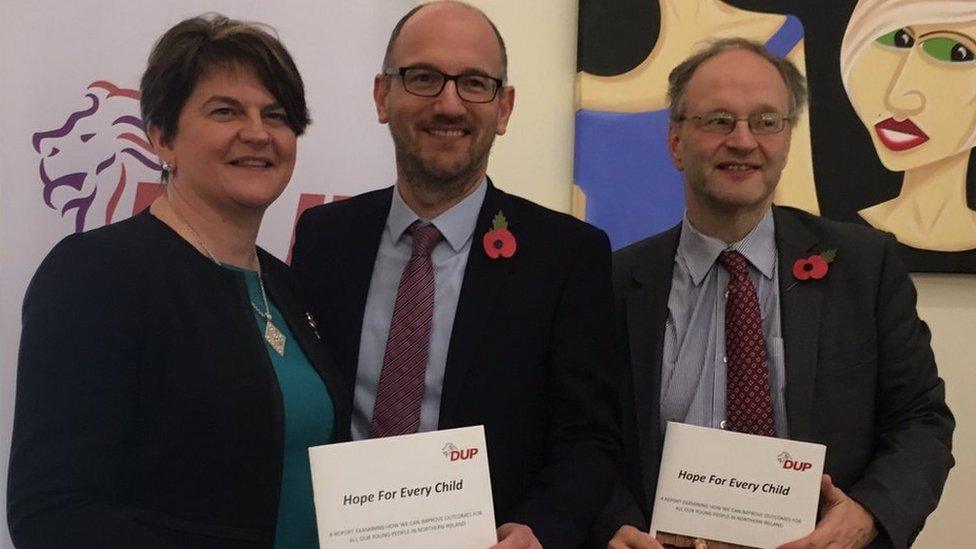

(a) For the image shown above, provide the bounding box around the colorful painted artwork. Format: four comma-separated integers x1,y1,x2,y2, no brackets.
841,0,976,253
575,0,976,272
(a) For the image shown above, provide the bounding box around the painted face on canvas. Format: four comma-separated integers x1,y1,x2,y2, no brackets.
846,21,976,172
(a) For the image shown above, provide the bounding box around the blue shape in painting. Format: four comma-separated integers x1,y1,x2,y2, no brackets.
575,108,683,250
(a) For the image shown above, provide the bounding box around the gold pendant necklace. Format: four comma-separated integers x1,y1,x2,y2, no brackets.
262,318,287,356
171,207,286,356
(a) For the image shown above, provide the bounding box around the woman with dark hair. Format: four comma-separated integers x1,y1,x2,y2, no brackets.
7,14,348,548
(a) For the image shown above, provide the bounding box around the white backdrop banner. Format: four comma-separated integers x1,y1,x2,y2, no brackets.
0,1,413,545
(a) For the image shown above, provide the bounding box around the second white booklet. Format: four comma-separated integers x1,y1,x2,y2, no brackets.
650,422,826,548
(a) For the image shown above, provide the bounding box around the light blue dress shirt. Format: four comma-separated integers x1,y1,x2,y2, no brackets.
661,210,789,437
351,180,487,440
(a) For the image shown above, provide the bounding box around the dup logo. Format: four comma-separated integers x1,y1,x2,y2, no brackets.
32,81,162,233
441,442,479,462
777,451,813,472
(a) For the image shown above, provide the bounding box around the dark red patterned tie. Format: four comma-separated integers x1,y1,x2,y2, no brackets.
370,221,442,438
718,250,775,436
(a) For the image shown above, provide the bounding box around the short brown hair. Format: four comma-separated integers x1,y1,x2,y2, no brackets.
382,1,508,82
667,37,807,122
140,13,310,149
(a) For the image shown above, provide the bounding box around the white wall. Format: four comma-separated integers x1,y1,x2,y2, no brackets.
466,0,974,545
910,274,974,546
462,0,579,212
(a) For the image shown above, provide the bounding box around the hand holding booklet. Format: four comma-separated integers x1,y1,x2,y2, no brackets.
308,426,496,548
650,422,825,549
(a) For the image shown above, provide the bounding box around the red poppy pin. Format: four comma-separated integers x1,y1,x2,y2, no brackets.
792,249,837,282
483,211,517,259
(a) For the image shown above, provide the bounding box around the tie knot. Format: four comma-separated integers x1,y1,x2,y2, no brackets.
718,250,749,277
408,221,442,257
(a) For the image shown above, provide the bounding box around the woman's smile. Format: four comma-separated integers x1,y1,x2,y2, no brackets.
874,117,930,151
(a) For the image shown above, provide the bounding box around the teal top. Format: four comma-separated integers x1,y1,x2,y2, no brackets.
236,267,334,548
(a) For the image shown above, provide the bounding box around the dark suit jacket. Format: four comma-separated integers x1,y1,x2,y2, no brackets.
292,181,621,548
8,212,351,548
595,206,954,549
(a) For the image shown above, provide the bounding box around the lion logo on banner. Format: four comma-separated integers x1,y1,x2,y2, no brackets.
32,81,163,233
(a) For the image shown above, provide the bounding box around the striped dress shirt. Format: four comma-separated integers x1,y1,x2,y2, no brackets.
660,210,788,437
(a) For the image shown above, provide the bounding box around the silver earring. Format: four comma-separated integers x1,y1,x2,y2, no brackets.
161,160,172,173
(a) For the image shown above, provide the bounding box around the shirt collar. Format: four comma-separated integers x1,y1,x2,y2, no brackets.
387,178,488,253
678,208,776,285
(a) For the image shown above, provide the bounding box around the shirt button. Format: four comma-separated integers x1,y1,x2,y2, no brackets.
725,290,730,299
723,356,728,364
720,420,728,430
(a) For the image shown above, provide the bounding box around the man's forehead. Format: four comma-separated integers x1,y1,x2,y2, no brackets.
685,49,789,110
389,3,503,73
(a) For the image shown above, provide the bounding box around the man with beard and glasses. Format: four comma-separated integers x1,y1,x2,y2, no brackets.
292,2,620,548
597,38,953,549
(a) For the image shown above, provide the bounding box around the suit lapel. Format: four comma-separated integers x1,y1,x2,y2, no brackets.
439,181,516,426
773,207,822,442
627,226,679,500
342,190,392,381
260,253,352,440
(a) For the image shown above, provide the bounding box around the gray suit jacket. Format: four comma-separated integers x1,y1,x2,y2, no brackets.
593,206,954,549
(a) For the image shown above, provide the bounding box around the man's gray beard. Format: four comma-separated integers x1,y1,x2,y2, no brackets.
393,137,493,202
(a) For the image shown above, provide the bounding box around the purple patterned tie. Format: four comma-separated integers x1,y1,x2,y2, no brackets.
370,221,443,438
718,250,775,437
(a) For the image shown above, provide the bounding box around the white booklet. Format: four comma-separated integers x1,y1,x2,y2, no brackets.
309,425,497,548
650,422,825,548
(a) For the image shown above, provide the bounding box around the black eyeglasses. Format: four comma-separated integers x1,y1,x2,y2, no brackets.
384,67,504,103
678,111,792,135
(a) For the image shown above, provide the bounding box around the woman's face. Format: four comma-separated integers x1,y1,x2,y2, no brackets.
153,64,297,213
846,20,976,172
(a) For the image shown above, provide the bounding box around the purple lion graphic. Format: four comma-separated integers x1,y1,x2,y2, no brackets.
32,81,162,233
